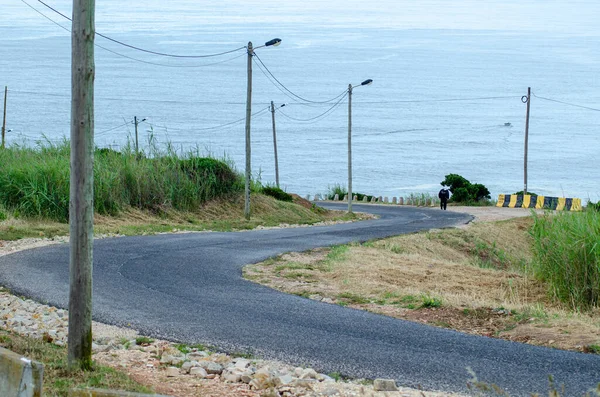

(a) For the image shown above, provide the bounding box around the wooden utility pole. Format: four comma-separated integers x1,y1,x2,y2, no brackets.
244,42,253,220
1,86,7,149
270,101,280,188
134,116,139,155
69,0,95,371
347,84,353,214
523,87,531,195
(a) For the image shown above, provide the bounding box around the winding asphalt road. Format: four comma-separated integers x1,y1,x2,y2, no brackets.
1,203,599,396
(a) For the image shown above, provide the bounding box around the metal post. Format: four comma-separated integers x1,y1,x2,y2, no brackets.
271,101,280,188
244,42,253,220
523,87,531,195
347,84,353,214
1,86,7,149
69,0,95,371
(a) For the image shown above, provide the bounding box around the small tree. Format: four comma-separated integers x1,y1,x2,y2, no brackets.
441,174,490,203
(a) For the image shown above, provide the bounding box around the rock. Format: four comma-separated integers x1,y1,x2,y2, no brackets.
159,354,173,364
190,367,209,378
234,358,251,369
181,361,194,374
166,367,179,377
300,368,318,379
322,298,335,304
241,374,253,384
373,378,398,391
317,374,335,383
320,387,342,396
222,370,242,383
276,374,294,386
187,351,209,360
199,361,223,375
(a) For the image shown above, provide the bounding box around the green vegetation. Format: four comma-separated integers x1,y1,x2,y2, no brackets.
261,185,293,202
326,184,374,202
441,173,491,204
530,211,600,310
134,336,154,346
420,295,443,308
0,141,243,222
0,329,151,396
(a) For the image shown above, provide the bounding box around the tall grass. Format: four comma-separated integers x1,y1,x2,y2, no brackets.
530,210,600,310
0,140,243,222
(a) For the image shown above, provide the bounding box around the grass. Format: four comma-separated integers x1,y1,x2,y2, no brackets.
0,140,243,222
245,215,600,353
0,193,355,241
0,329,151,396
530,211,600,310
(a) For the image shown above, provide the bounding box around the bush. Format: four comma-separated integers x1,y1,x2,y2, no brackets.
440,174,491,203
261,186,293,202
587,200,600,212
530,211,600,310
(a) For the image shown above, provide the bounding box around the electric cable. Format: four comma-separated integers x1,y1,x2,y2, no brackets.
253,53,347,104
275,92,348,123
145,106,271,133
35,0,247,58
531,92,600,112
21,0,247,68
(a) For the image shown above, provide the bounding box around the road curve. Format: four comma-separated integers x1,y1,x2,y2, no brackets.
0,203,598,396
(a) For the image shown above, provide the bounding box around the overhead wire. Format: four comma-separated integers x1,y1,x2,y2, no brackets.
275,93,348,123
252,52,347,104
34,0,247,59
144,106,271,133
531,92,600,112
21,0,247,68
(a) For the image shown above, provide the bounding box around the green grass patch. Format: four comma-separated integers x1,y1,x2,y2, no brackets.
0,329,151,396
337,292,371,304
0,141,243,222
530,211,600,310
420,295,443,308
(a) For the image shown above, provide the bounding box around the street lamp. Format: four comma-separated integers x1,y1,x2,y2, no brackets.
245,38,282,220
347,79,373,214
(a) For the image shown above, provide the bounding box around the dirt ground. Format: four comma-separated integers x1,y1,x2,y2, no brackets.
244,205,600,354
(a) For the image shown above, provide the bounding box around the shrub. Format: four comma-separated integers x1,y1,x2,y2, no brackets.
530,211,600,310
261,185,293,202
441,174,491,204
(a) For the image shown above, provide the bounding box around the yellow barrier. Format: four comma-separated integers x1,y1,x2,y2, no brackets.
497,195,582,211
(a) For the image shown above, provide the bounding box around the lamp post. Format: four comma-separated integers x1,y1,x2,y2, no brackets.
270,101,285,188
245,38,282,220
347,79,373,214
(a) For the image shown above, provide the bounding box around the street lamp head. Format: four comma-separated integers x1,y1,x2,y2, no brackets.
265,38,282,47
361,79,373,86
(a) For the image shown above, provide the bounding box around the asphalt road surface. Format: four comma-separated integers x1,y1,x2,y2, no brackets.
1,203,599,396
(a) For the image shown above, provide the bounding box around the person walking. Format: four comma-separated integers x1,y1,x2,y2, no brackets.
438,187,450,210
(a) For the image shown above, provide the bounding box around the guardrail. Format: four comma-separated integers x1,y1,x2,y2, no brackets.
496,194,582,211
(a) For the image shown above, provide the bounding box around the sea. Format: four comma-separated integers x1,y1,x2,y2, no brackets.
1,0,599,202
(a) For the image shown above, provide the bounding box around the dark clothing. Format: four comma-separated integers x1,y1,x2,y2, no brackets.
438,188,450,210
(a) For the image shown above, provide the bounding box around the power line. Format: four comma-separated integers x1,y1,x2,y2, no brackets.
275,92,348,123
144,106,271,133
353,96,520,104
34,0,247,59
21,0,247,68
531,92,600,112
253,53,347,104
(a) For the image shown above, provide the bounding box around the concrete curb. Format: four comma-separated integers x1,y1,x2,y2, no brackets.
69,388,172,397
0,346,43,397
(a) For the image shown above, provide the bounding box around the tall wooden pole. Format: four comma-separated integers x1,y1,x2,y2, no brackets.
69,0,95,371
523,87,531,195
347,84,353,214
270,101,280,188
244,42,253,220
134,116,139,155
1,86,7,149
